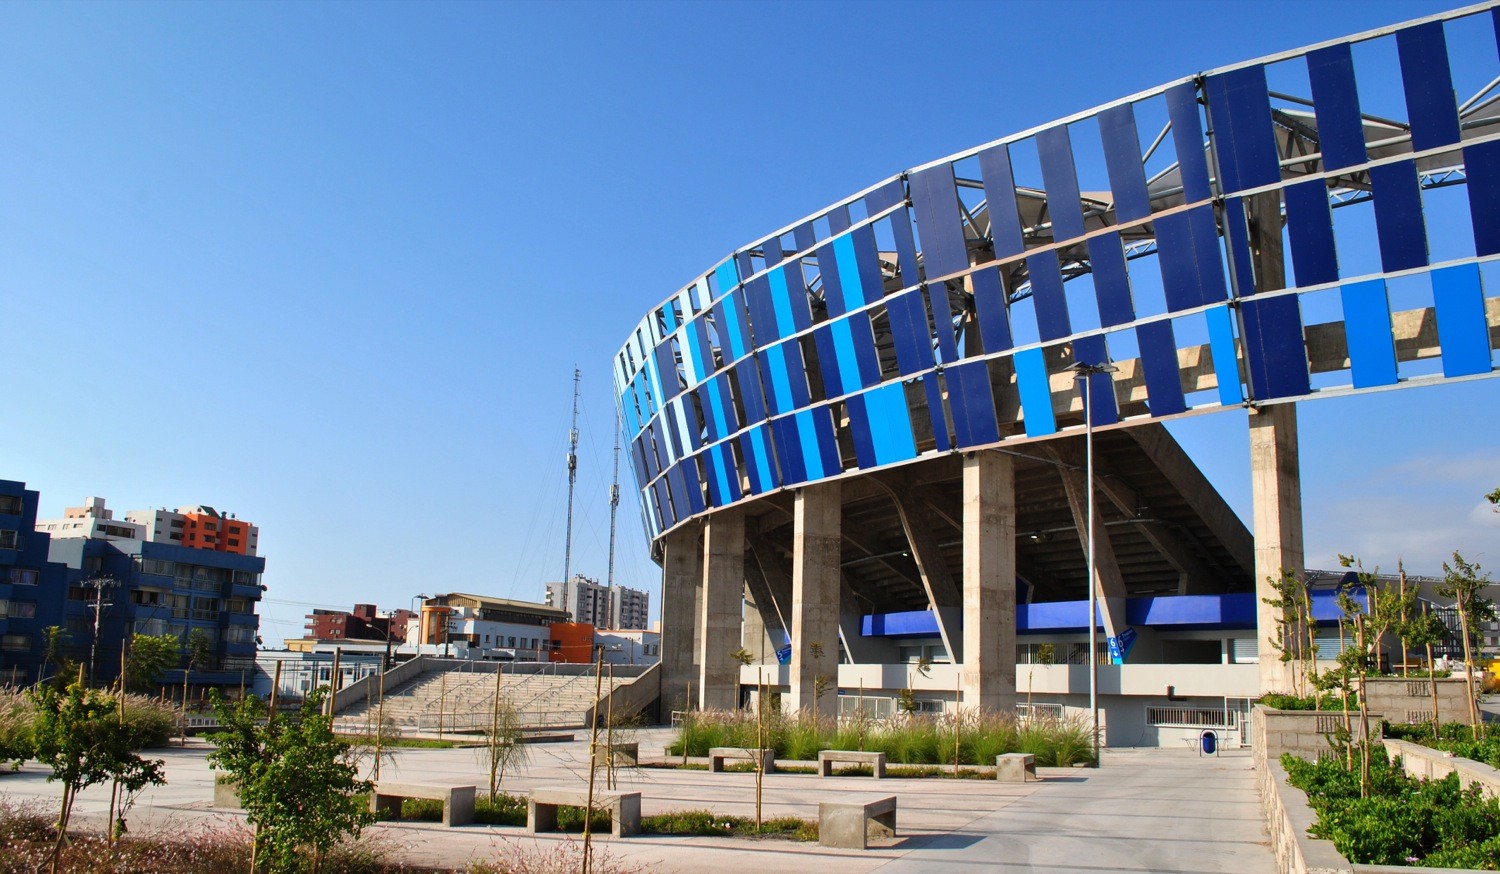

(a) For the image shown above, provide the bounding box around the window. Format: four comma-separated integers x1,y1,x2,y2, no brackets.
228,538,239,547
0,495,21,515
170,593,192,618
0,634,30,650
6,568,38,587
192,597,221,621
140,558,175,577
133,589,166,607
508,636,516,647
170,519,184,529
0,530,19,549
66,586,92,602
134,618,168,636
5,601,37,619
225,598,252,615
66,617,92,635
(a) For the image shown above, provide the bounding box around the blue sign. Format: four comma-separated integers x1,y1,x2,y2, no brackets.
1108,627,1138,665
775,645,791,665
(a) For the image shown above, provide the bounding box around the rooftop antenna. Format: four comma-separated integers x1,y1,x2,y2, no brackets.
607,405,621,588
563,367,581,585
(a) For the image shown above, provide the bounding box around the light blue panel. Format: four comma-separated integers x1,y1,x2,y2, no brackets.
831,318,863,396
795,409,825,480
1340,280,1399,388
833,233,866,312
1205,305,1244,405
680,327,702,386
866,384,917,464
704,377,729,438
661,303,677,334
749,425,775,492
710,445,734,506
643,357,666,421
720,294,749,360
1432,264,1493,377
768,267,798,337
1014,347,1057,437
766,344,795,412
715,260,739,299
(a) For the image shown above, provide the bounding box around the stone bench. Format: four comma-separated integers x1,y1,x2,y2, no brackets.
369,781,476,827
526,785,641,838
818,749,887,778
996,752,1038,782
818,793,897,849
708,746,776,773
601,740,639,767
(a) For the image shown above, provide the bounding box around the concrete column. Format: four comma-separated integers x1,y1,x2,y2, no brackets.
790,481,841,718
698,509,745,710
1251,403,1304,693
659,524,702,715
962,451,1017,712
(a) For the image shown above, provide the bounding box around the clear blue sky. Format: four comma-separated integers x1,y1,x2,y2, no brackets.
2,0,1496,643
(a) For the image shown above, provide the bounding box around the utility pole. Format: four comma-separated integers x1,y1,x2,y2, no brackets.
88,575,118,687
564,367,581,586
607,405,621,588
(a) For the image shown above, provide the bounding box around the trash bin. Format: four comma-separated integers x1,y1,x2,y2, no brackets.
1200,730,1217,756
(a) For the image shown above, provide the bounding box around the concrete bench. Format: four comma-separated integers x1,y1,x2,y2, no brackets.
601,740,639,767
818,793,897,849
818,749,887,778
527,785,641,838
708,746,776,773
369,781,476,827
996,752,1038,782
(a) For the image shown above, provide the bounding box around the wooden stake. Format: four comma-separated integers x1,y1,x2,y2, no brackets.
582,648,605,874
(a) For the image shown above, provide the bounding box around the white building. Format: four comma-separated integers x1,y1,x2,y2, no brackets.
594,629,660,665
413,593,571,662
35,497,145,541
545,575,650,630
35,497,260,556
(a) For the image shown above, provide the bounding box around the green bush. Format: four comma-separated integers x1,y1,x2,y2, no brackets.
1257,693,1353,711
1283,745,1500,866
640,809,816,841
1384,721,1500,770
667,709,1096,767
0,688,176,763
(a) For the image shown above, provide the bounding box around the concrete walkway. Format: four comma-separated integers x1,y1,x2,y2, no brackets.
0,729,1275,873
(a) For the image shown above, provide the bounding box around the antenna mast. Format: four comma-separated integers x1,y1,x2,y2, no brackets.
607,405,621,587
563,367,581,585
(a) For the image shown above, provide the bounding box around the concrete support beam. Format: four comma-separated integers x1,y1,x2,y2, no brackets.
962,451,1017,712
1053,450,1129,646
883,481,963,659
790,481,841,719
742,556,786,657
660,525,702,715
699,509,745,710
741,584,778,665
1130,423,1255,580
1251,403,1304,694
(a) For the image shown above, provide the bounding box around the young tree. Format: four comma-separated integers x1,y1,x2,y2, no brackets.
29,684,164,869
38,626,66,688
1437,552,1494,737
1404,603,1450,738
208,689,374,874
181,628,215,743
124,633,180,694
1262,569,1316,697
478,700,529,800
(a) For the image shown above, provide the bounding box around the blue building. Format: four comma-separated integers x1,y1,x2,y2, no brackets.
0,479,75,685
0,479,264,690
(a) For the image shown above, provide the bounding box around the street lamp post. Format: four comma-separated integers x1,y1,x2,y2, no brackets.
410,593,429,655
1069,361,1117,768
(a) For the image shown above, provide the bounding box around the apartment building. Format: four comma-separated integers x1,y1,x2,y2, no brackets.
544,575,650,630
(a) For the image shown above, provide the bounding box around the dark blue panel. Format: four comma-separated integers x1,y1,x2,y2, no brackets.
1432,264,1493,377
812,326,841,398
1167,82,1213,204
815,242,848,318
779,341,811,409
1306,44,1366,171
1465,139,1500,256
651,480,674,529
1083,234,1132,328
978,144,1026,259
653,340,682,400
922,376,951,452
1204,65,1281,193
1240,295,1311,399
807,406,842,476
1073,335,1119,426
1155,207,1227,311
690,317,717,379
852,225,886,301
734,251,754,284
792,222,817,255
1369,159,1428,272
846,312,883,385
970,267,1014,353
1027,249,1072,341
735,358,767,425
885,289,935,375
714,291,752,361
845,393,880,469
925,281,960,364
696,383,721,443
827,204,851,235
1136,320,1187,416
945,360,1000,447
1099,104,1151,223
908,164,970,278
1222,197,1258,298
647,420,669,478
1037,124,1086,242
743,275,781,344
888,205,923,287
769,417,807,485
865,179,905,213
713,374,741,435
1283,179,1339,287
1397,22,1461,152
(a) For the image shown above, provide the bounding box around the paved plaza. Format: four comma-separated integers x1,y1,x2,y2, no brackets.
0,729,1275,873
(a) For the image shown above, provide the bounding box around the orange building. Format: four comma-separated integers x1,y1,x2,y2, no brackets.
177,509,257,555
548,622,596,664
